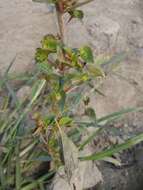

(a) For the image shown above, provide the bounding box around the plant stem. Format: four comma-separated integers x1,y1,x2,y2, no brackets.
55,4,65,72
55,5,64,44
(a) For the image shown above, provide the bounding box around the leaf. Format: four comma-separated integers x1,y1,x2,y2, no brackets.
37,62,53,74
79,128,102,150
59,117,73,126
79,46,94,63
87,65,105,77
79,132,143,161
94,88,105,97
31,155,52,162
69,10,84,20
102,157,122,167
83,96,90,106
58,90,66,112
85,107,96,121
97,107,143,125
44,115,55,126
21,172,55,190
6,79,46,141
16,141,21,190
35,48,49,63
41,35,58,52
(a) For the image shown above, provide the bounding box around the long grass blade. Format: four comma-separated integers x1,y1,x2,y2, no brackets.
79,132,143,161
97,107,143,125
15,141,21,190
79,128,102,150
21,171,55,190
0,159,6,190
8,79,46,140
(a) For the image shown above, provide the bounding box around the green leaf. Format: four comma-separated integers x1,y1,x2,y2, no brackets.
31,155,52,162
35,48,49,63
59,117,73,126
37,62,52,74
16,141,21,190
21,171,55,190
97,107,143,125
58,90,66,112
85,107,96,121
79,46,94,63
79,132,143,161
44,115,55,126
83,96,90,106
69,10,84,20
102,157,122,167
41,35,58,52
79,128,102,150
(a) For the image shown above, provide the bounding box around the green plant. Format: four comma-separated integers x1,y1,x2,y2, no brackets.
32,0,143,169
1,0,143,189
33,0,105,166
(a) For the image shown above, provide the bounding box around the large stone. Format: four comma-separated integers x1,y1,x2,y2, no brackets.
50,130,103,190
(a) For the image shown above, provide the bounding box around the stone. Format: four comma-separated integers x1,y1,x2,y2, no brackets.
87,16,120,53
50,129,103,190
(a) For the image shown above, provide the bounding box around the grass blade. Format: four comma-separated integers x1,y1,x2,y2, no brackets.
79,132,143,161
16,141,21,190
97,107,143,125
0,159,6,190
21,171,55,190
8,79,46,140
79,128,102,150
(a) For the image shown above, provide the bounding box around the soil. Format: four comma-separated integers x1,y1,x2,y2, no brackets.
78,123,143,190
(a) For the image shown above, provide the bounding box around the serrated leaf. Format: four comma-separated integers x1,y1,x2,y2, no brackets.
80,46,94,63
69,10,84,20
59,117,73,126
35,48,49,63
41,35,58,52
